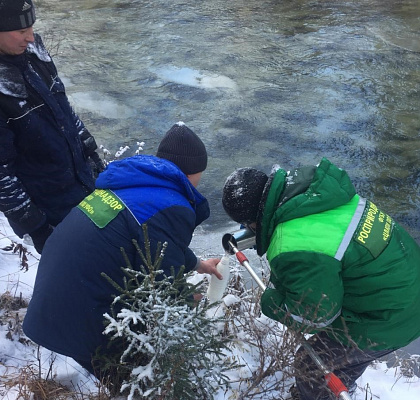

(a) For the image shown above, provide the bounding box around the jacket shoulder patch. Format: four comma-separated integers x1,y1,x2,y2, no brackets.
77,189,125,228
354,201,393,257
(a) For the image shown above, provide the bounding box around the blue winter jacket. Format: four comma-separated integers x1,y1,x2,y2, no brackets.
22,155,210,367
0,34,95,236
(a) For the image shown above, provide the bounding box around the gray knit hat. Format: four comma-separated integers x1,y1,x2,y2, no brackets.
0,0,36,32
156,122,208,175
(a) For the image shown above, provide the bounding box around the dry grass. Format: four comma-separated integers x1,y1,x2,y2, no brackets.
0,292,110,399
0,291,28,312
3,365,79,400
0,292,29,343
1,363,113,400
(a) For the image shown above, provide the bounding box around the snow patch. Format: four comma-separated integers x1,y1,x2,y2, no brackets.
27,40,51,63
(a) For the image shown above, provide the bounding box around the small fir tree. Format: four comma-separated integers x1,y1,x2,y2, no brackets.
101,225,238,400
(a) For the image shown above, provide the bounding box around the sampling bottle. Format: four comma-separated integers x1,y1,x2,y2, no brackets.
207,253,230,303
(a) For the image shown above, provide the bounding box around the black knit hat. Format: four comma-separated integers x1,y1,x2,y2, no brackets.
222,168,268,224
156,122,208,175
0,0,36,32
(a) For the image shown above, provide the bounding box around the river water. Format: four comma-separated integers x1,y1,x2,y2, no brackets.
34,0,420,241
34,0,420,360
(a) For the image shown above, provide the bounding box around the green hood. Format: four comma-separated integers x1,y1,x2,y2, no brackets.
257,158,356,255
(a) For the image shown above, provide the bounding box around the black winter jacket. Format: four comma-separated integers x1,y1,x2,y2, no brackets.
0,34,96,237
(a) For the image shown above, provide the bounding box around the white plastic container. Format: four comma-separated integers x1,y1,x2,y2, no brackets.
207,254,231,303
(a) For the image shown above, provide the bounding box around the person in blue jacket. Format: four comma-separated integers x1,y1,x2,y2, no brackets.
0,0,103,254
23,122,223,378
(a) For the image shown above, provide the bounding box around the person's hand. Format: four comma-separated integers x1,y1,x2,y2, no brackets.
196,258,223,280
30,223,54,254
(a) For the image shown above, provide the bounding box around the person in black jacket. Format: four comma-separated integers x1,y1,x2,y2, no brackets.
0,0,104,253
23,122,223,379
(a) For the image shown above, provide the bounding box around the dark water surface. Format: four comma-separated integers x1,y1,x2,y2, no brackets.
36,0,420,240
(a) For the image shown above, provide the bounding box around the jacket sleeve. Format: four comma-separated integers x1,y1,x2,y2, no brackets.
74,116,98,157
138,207,199,278
185,247,199,271
261,252,344,334
39,31,98,161
0,119,46,234
74,115,105,177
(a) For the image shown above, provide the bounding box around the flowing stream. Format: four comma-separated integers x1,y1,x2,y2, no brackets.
35,0,420,239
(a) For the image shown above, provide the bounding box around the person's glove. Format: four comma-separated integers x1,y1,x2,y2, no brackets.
79,128,98,156
30,223,54,254
88,151,106,178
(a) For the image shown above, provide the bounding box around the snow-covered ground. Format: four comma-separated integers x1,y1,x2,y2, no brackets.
0,213,419,399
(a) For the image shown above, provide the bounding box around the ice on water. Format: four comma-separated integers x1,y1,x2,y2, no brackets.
68,92,136,119
152,65,237,90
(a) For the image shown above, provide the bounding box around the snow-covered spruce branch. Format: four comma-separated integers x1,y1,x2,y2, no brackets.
100,225,239,400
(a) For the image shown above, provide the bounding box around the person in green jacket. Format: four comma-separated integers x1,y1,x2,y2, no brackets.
222,157,420,400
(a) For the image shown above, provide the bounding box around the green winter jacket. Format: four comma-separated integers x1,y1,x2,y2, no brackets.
259,158,420,350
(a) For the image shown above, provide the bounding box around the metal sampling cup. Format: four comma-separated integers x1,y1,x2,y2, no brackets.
222,227,256,254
